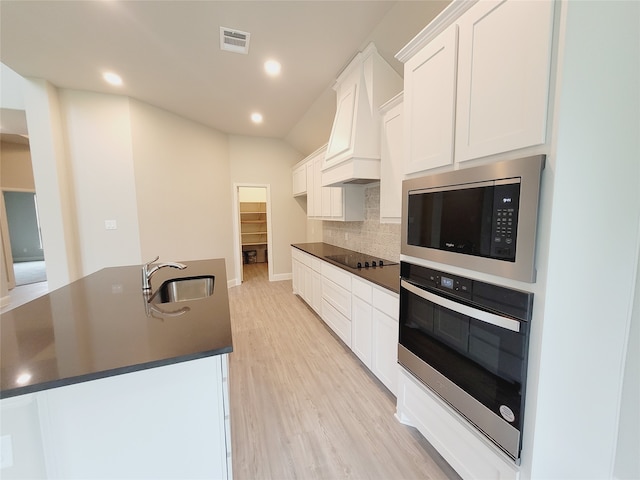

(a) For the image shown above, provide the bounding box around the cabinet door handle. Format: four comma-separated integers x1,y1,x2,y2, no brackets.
400,280,521,332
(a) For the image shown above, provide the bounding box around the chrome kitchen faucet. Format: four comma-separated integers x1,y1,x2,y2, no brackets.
142,256,187,291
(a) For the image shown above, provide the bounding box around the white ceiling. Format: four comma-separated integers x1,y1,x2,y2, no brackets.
0,1,449,153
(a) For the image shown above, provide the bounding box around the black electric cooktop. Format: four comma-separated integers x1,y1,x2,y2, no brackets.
325,253,398,270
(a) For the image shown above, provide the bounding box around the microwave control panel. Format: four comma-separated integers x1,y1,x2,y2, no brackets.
490,183,520,261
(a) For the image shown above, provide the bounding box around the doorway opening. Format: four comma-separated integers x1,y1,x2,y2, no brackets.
233,184,273,284
2,190,47,286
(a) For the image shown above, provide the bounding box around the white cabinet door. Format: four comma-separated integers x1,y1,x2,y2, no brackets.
380,93,403,223
292,164,307,196
303,264,313,305
292,259,302,295
352,296,373,369
455,0,554,162
329,187,344,219
404,24,458,174
321,185,332,217
313,156,323,217
302,145,328,219
321,298,352,347
311,269,322,314
372,308,399,396
306,161,316,217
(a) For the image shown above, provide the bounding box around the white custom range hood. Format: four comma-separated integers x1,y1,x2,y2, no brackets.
322,43,403,187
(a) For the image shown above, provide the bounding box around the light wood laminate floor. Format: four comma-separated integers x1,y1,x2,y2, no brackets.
228,263,460,480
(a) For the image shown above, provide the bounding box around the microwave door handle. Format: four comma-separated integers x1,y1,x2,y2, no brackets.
400,280,521,333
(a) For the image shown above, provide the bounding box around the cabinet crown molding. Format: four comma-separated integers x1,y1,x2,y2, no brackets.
379,91,403,113
396,0,478,63
334,42,379,89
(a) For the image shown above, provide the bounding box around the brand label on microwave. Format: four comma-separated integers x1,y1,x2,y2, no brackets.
499,405,515,423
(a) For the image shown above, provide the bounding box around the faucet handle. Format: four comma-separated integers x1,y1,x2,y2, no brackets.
144,256,160,267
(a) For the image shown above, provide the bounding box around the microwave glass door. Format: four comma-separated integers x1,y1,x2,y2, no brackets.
406,181,521,261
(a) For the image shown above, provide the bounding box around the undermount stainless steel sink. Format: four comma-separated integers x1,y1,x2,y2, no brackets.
150,275,215,304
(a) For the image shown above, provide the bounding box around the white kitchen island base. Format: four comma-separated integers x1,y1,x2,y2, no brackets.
1,355,231,479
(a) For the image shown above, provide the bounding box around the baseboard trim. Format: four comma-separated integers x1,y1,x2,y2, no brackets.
271,272,292,282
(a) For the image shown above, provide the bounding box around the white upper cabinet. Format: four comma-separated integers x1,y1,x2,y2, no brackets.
454,0,555,162
292,163,307,196
379,92,404,223
403,24,458,174
306,155,318,217
397,0,555,173
323,42,403,186
298,144,365,222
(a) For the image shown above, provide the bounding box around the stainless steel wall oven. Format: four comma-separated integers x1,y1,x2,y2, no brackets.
398,262,533,461
401,155,545,283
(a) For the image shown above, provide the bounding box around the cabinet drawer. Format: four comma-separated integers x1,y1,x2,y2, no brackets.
291,248,304,263
322,277,351,320
312,257,323,273
302,251,315,268
352,276,373,303
372,286,399,319
322,262,351,291
321,298,352,347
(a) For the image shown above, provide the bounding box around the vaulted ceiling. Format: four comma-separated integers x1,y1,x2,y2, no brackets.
0,1,449,154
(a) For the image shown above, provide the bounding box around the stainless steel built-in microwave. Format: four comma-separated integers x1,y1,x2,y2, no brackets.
401,156,545,282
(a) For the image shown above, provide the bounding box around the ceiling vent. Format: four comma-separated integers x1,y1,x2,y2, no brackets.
220,27,250,54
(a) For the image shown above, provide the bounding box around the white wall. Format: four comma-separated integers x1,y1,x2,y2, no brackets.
0,63,25,111
130,100,235,277
16,81,305,287
23,79,81,289
526,1,640,478
229,135,305,278
59,90,142,275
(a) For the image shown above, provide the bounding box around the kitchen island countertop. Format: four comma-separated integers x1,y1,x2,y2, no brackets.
292,243,400,293
0,258,232,399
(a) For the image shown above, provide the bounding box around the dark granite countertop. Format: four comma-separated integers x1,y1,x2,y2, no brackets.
292,243,400,294
0,259,232,399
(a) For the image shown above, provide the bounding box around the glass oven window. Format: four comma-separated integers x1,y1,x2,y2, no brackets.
400,286,527,430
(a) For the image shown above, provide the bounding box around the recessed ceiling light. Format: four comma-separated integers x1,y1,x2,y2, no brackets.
103,72,123,86
251,112,263,124
264,60,281,76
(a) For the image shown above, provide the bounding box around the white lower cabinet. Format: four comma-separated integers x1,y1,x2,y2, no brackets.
351,276,399,396
292,248,322,314
292,248,399,396
372,305,399,396
351,295,373,368
292,262,305,298
321,298,352,347
298,145,365,221
321,262,352,346
397,367,519,480
311,260,322,314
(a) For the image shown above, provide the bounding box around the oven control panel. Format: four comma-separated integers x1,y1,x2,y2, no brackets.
406,265,473,301
400,262,533,321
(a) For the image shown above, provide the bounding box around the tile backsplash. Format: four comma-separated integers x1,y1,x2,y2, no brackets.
323,184,401,261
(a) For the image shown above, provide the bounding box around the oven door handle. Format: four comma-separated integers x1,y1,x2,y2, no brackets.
400,280,521,333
